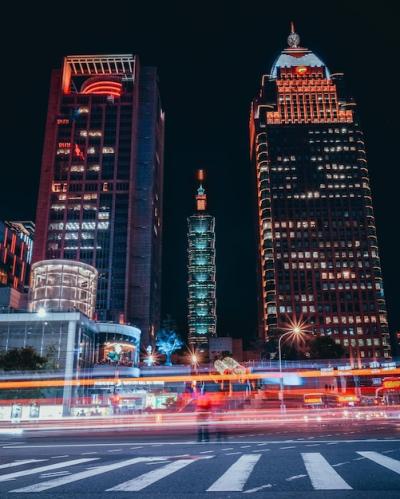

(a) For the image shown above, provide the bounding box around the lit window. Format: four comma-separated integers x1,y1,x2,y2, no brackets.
102,147,114,154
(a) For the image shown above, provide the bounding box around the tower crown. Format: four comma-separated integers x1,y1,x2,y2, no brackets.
270,23,330,79
195,169,207,211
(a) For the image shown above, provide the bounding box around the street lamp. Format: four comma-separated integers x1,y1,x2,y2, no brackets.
37,307,46,318
278,324,306,413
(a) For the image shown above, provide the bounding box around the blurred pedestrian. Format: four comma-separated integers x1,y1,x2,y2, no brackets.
196,394,211,442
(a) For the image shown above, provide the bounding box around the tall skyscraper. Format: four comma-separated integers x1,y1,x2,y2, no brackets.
187,170,217,347
250,25,390,359
33,55,164,343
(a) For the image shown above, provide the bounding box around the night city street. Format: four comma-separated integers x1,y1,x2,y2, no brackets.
1,2,400,498
1,419,400,498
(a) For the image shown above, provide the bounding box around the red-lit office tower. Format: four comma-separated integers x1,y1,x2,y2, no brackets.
250,26,390,359
33,55,164,343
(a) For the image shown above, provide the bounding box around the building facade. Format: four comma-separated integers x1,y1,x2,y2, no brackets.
187,170,216,347
250,26,390,359
29,259,98,318
0,221,34,312
33,55,164,343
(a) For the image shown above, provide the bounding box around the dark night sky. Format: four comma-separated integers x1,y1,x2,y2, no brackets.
1,2,399,344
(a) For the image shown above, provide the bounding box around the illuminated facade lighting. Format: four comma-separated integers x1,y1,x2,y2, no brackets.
187,170,217,347
0,220,34,295
33,55,165,343
250,25,391,359
29,259,98,319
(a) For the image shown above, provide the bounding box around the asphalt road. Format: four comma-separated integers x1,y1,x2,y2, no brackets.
0,422,399,498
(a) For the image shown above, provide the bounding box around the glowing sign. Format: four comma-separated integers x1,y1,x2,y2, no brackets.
383,378,400,389
304,394,323,404
295,66,308,75
57,119,70,125
81,80,122,97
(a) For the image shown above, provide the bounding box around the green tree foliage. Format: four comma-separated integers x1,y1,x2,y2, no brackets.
0,347,47,371
309,336,345,360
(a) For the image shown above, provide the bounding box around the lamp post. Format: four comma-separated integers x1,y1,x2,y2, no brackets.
278,325,303,413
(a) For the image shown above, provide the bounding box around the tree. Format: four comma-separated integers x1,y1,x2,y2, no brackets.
0,347,47,371
309,336,345,360
155,329,183,366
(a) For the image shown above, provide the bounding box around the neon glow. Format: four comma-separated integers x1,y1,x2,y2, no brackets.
81,80,122,97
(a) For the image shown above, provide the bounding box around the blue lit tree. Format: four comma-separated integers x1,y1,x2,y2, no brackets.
155,329,183,366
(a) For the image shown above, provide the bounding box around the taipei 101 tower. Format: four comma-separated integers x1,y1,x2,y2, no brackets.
187,170,217,347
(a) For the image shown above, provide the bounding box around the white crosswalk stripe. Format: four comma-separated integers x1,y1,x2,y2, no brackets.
0,460,45,470
357,451,400,474
0,458,97,483
9,457,165,493
1,450,399,493
207,454,261,492
107,459,196,491
301,453,352,490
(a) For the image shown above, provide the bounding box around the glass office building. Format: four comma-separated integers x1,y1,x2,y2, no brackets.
33,55,164,343
249,26,390,358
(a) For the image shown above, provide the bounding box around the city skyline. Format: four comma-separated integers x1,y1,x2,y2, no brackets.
1,4,399,346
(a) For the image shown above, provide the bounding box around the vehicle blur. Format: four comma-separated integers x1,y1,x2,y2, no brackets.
0,359,399,434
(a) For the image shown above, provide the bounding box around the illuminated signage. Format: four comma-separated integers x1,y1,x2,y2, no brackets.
57,119,70,125
295,66,308,75
383,379,400,389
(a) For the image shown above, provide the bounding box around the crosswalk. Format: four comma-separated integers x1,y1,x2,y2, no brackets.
0,450,398,493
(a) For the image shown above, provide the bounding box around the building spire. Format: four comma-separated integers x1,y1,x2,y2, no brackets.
287,21,300,48
195,169,207,211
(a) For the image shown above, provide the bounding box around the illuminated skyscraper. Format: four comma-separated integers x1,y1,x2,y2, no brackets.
33,55,164,343
250,25,390,358
187,170,216,347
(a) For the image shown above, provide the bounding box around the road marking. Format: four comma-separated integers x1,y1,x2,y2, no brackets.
332,462,350,467
243,484,272,493
200,450,214,454
40,471,71,478
145,460,170,465
0,460,45,470
0,458,97,483
280,446,295,449
130,446,143,450
107,448,123,452
107,459,196,491
301,453,352,490
9,457,162,493
81,452,97,455
51,455,69,458
222,448,233,451
286,474,307,481
207,454,261,492
257,443,268,446
358,451,400,474
240,445,251,448
306,444,320,447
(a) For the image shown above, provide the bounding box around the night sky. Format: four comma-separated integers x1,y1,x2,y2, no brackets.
2,2,399,345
